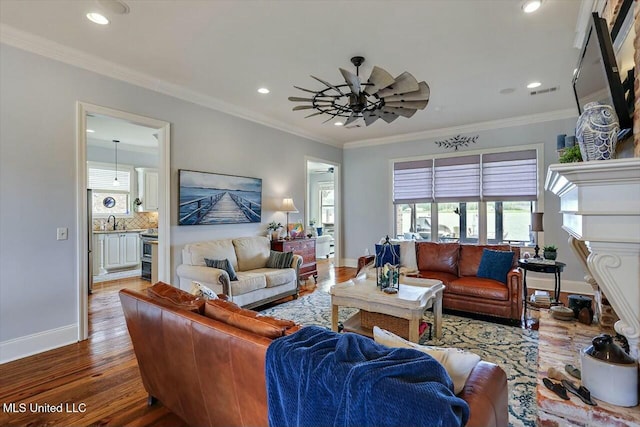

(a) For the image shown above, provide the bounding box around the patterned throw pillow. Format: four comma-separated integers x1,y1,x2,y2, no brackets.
476,249,514,284
266,250,294,269
204,258,238,281
190,281,219,300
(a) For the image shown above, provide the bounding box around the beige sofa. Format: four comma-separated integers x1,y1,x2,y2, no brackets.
176,236,302,309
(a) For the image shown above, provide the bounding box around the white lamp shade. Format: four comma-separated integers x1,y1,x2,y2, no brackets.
282,198,298,213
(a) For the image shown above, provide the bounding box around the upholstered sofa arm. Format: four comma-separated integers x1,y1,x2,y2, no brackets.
507,268,523,320
291,254,303,281
356,255,375,276
176,264,230,296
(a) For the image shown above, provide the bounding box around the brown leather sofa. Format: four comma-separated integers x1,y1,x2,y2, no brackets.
120,283,509,427
359,243,522,321
413,243,522,321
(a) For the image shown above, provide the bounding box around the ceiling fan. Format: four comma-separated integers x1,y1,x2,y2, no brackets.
289,56,430,127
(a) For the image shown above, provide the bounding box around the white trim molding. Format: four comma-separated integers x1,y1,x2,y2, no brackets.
344,109,577,149
0,325,77,364
0,24,335,147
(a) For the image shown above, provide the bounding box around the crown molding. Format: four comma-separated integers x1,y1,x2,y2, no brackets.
343,108,578,149
0,24,340,147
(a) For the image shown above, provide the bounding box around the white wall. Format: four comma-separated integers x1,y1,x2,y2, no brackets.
343,117,590,284
87,141,158,168
0,44,341,359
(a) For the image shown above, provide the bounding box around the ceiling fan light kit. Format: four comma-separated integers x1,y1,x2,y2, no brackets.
289,56,430,127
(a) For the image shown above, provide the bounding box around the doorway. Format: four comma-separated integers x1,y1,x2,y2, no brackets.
76,102,170,340
306,159,340,267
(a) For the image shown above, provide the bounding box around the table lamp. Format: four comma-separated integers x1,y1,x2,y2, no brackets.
282,198,299,239
531,212,544,258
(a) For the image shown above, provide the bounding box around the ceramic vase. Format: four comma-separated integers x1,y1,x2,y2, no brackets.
576,102,619,161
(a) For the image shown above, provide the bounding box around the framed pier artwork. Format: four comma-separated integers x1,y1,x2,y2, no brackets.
178,169,262,225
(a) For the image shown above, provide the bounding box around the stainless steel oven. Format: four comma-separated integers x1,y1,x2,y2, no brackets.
140,231,157,281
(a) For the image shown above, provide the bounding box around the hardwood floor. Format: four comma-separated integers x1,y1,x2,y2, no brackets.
0,266,356,426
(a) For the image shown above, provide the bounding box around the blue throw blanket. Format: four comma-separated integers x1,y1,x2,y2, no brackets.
266,326,469,427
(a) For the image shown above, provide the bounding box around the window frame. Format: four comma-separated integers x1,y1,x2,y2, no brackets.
87,161,135,219
389,143,544,246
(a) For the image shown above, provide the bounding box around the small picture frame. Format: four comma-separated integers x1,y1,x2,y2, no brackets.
288,222,304,239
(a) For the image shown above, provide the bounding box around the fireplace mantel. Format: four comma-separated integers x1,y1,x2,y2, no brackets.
546,158,640,358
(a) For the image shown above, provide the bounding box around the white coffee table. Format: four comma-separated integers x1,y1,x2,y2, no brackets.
330,277,444,342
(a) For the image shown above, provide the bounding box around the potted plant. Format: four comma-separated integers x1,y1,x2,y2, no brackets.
267,222,283,241
543,245,558,260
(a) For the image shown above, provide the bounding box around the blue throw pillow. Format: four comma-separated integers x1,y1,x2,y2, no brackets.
266,250,294,269
476,249,514,284
375,244,401,267
205,258,238,281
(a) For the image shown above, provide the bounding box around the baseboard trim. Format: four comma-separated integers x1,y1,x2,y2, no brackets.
93,269,141,283
524,276,594,295
343,258,357,268
0,324,78,364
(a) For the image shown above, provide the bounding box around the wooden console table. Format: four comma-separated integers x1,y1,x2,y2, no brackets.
537,310,640,426
271,238,317,283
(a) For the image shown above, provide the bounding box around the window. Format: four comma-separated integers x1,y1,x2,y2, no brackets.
393,148,539,245
320,185,334,225
88,162,134,217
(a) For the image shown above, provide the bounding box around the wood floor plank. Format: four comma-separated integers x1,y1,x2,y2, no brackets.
0,263,355,426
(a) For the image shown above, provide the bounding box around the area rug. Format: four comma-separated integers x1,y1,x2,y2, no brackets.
260,291,538,427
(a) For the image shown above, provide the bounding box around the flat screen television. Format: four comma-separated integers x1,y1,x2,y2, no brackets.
572,12,632,131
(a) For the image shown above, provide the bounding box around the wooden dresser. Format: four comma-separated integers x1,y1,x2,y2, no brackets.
271,238,317,283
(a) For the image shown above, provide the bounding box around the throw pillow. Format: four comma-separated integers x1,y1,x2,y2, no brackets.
266,250,294,269
476,249,514,284
373,326,480,394
204,299,296,338
190,281,219,300
374,243,401,267
204,258,238,281
146,281,205,313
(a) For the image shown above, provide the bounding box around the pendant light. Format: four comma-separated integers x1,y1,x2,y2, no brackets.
113,139,120,186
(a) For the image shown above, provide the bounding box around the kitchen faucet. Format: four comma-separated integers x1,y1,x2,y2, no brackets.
107,215,117,231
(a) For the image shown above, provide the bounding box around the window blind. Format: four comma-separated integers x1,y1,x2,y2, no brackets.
88,166,131,192
434,155,480,202
482,149,537,201
393,160,433,203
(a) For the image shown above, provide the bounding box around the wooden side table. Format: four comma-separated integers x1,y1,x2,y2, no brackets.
271,238,317,283
518,259,566,323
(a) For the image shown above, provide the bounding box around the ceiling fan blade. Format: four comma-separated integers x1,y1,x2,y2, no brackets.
294,85,320,94
384,100,429,109
304,111,325,118
293,105,316,111
365,66,396,95
381,106,417,118
310,75,344,95
376,72,420,97
363,111,381,126
343,112,360,126
339,68,361,95
383,82,431,103
289,97,316,102
380,112,400,124
288,97,335,104
321,114,339,124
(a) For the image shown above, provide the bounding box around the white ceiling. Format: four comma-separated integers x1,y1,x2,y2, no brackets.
0,0,584,147
87,114,158,150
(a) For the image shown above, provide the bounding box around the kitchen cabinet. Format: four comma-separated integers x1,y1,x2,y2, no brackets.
136,168,159,212
102,232,140,270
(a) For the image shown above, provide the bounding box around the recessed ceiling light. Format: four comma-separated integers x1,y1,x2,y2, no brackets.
522,1,542,13
527,81,542,89
87,129,95,133
334,122,343,126
86,12,109,25
257,88,270,94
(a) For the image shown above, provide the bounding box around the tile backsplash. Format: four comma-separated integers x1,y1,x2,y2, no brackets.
93,211,158,230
